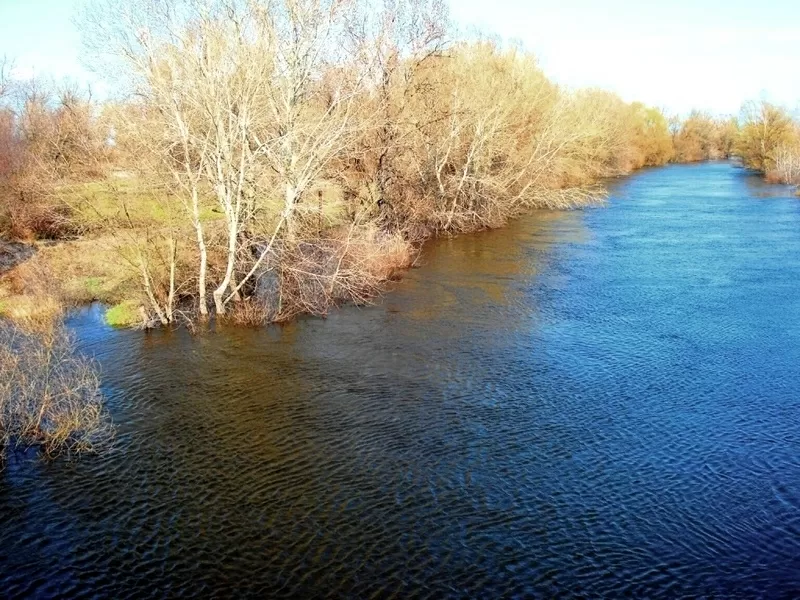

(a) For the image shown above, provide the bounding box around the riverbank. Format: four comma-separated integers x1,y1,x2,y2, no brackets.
0,172,603,331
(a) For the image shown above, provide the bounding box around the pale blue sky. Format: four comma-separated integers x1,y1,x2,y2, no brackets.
2,0,799,114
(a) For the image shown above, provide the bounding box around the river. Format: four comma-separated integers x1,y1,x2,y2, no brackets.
2,161,799,597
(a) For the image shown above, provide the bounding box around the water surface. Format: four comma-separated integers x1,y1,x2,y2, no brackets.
2,162,800,597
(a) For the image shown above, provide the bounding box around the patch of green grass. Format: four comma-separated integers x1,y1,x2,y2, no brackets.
55,179,221,230
104,301,140,328
84,276,103,298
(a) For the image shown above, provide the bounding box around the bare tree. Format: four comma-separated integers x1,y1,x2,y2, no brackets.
0,56,17,191
83,0,372,315
373,0,448,191
773,144,800,185
83,0,259,315
0,56,12,100
341,0,448,214
737,100,797,172
224,0,372,308
71,0,686,327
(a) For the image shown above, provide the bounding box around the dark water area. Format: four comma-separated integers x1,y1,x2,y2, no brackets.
2,162,800,598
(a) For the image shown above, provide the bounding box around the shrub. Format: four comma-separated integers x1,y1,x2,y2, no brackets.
768,145,800,185
234,224,414,323
0,322,112,460
672,111,725,162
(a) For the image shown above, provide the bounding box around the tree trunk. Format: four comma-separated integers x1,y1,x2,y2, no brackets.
213,218,238,315
284,183,297,239
193,188,209,318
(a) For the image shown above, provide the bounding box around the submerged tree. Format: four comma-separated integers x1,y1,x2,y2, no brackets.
0,321,111,459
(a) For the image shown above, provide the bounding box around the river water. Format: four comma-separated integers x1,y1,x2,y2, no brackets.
2,162,800,598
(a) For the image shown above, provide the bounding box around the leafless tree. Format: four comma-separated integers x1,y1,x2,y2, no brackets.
347,0,448,207
0,56,12,100
83,0,374,315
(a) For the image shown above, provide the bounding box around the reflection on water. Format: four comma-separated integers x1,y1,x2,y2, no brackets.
2,162,800,598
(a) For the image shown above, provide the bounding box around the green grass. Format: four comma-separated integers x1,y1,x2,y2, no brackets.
56,179,220,230
105,300,140,328
83,276,104,298
62,274,125,305
56,177,355,234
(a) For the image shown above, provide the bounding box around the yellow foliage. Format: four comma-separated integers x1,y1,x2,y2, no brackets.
672,111,729,163
736,101,799,173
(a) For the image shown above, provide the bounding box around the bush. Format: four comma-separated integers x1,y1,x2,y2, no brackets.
3,194,77,240
105,301,141,328
672,111,730,163
0,79,109,241
768,145,800,185
0,322,112,460
236,224,413,323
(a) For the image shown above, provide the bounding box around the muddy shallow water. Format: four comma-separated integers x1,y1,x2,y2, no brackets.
2,162,799,597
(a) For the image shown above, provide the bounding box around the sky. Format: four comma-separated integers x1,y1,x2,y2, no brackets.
1,0,89,81
2,0,800,115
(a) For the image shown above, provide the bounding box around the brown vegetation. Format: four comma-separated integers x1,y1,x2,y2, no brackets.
0,72,110,240
736,101,800,185
3,3,799,470
0,320,111,461
0,4,797,464
770,145,800,185
69,0,681,326
671,111,738,163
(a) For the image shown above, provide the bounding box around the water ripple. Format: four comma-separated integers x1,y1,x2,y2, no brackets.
2,162,800,597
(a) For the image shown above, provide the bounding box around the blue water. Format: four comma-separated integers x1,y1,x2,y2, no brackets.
1,161,799,597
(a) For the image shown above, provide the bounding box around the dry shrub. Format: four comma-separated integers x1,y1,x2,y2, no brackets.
3,244,71,301
766,145,800,185
672,111,728,163
15,81,109,181
627,103,674,168
0,295,63,332
340,42,659,241
223,297,268,327
0,251,65,331
275,225,412,321
4,194,76,240
0,321,112,460
235,224,413,323
716,117,740,159
77,5,685,325
0,78,108,242
0,109,18,181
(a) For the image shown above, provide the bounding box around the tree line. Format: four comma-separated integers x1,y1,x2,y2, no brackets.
670,104,800,184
